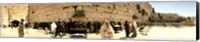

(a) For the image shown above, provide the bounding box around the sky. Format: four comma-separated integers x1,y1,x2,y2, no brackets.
149,1,196,17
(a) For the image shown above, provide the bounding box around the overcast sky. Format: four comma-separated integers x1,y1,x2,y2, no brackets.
149,1,196,17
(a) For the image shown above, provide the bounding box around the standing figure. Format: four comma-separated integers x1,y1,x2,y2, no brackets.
124,21,130,38
54,20,65,38
99,20,115,39
86,21,91,33
51,21,57,34
54,21,62,38
61,20,66,36
18,19,24,37
129,21,137,38
96,22,101,33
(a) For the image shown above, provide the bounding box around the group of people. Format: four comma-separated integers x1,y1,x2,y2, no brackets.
14,18,140,39
50,19,139,39
51,19,102,38
99,20,138,39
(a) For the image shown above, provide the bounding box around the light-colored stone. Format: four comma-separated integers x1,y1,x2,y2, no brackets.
1,4,28,26
1,2,154,25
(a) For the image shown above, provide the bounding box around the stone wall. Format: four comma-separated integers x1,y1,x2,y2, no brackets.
1,2,154,25
28,2,153,23
0,2,195,26
0,4,28,26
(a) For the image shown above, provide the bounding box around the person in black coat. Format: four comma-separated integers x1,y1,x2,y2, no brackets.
86,21,91,32
61,21,66,35
93,22,98,33
124,21,130,37
54,20,65,38
67,19,72,32
96,22,101,33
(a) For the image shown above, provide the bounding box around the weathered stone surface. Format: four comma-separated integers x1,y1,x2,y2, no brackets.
0,2,162,25
0,4,28,26
27,3,151,23
1,2,194,26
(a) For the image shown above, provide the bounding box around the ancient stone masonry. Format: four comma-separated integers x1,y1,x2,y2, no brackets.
27,2,153,23
0,4,28,26
0,2,195,26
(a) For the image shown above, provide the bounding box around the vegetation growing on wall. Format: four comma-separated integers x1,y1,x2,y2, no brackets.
132,14,138,20
141,9,148,16
136,4,148,16
136,4,141,11
72,10,86,17
152,8,155,13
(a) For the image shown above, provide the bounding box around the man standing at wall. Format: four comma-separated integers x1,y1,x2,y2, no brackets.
124,21,130,38
18,19,24,37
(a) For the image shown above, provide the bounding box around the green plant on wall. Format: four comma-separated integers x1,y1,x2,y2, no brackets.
141,9,148,16
148,16,153,22
152,8,155,13
132,15,138,20
136,4,141,11
187,17,191,20
72,10,86,17
136,4,148,16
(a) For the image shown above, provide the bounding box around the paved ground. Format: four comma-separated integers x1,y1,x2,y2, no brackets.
0,26,196,40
